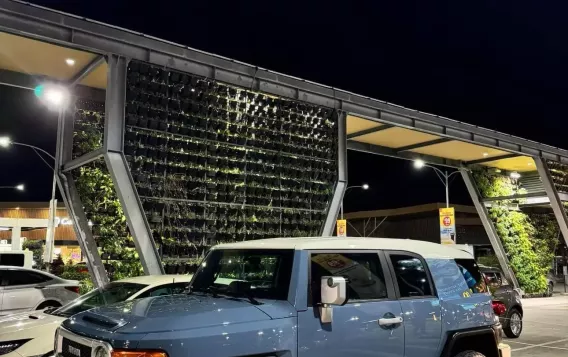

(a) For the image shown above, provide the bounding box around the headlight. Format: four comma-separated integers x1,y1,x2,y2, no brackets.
95,346,109,357
0,339,31,355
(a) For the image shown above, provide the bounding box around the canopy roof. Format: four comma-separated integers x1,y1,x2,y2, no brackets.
0,0,565,172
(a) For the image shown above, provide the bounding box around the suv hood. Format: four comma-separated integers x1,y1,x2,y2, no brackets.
64,294,292,335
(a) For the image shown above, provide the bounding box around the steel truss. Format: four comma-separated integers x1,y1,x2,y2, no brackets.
2,0,568,289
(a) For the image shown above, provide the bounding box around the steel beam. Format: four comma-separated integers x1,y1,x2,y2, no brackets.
396,138,452,153
57,172,109,288
2,0,568,164
534,158,568,247
62,148,104,172
68,55,105,86
465,153,520,166
348,140,462,169
346,124,394,139
481,192,548,202
0,68,106,101
54,103,108,287
461,170,519,289
103,54,163,275
322,112,347,236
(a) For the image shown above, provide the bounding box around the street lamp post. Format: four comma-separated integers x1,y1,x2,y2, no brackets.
340,184,369,220
0,136,57,262
413,159,461,208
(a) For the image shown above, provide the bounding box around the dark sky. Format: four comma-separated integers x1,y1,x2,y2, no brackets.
1,1,567,212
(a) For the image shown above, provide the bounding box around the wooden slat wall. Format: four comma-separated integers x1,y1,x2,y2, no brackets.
0,207,77,241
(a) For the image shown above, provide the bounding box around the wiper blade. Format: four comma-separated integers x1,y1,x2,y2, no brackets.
190,286,220,298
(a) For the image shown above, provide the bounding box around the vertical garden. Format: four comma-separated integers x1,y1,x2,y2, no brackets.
474,168,559,293
71,60,338,278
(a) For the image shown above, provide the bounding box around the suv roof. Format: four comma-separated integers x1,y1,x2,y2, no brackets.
216,237,474,259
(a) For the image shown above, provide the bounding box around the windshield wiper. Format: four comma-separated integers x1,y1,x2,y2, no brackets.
190,286,220,298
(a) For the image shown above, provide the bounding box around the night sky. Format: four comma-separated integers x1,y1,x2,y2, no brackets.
1,1,566,213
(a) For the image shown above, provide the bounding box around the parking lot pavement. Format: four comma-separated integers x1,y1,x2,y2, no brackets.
505,295,568,357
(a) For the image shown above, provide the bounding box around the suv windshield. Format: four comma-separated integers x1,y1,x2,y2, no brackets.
51,282,147,317
191,249,294,300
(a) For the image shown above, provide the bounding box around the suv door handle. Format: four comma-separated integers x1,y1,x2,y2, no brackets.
378,316,403,326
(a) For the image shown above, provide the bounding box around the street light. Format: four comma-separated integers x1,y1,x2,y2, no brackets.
0,184,25,191
413,159,461,208
340,184,370,219
34,84,70,111
0,135,57,263
0,136,56,164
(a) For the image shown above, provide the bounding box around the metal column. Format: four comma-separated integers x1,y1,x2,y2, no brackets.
55,102,109,288
103,55,163,275
461,170,519,289
322,112,347,236
534,158,568,247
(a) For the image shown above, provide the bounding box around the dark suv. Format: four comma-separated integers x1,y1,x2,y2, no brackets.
479,265,523,338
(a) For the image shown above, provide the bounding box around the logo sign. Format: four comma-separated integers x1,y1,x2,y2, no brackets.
439,207,456,245
336,219,347,237
68,345,81,357
54,217,73,226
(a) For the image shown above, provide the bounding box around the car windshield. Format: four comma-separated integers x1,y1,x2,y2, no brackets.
50,282,147,318
190,249,294,300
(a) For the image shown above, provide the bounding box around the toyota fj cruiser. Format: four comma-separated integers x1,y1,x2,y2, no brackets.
55,237,509,357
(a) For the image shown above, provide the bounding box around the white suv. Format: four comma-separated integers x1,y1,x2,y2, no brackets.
0,266,80,315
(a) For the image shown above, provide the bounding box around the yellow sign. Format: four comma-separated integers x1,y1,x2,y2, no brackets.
439,207,456,245
336,219,347,237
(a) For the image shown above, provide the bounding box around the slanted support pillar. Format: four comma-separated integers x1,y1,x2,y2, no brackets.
461,170,520,289
103,54,163,275
534,158,568,248
322,111,347,236
55,96,108,288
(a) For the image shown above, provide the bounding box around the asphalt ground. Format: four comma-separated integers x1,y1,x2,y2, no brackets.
504,295,568,357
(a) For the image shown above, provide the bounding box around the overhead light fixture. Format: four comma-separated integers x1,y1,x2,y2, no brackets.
15,184,24,191
0,227,9,231
362,184,370,190
510,171,521,179
482,152,489,157
0,136,10,148
65,58,76,66
413,159,425,169
34,83,70,110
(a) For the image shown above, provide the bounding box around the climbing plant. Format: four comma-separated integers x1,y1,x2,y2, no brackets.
73,99,143,281
473,168,549,293
528,213,559,274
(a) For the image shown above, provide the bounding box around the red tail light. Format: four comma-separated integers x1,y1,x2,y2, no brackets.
65,286,80,294
492,301,506,316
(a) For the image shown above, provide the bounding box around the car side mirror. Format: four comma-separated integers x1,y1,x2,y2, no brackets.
319,276,347,324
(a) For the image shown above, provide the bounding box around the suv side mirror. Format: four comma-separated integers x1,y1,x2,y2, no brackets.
319,276,347,324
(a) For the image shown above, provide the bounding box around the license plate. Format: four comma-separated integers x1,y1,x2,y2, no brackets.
61,337,92,357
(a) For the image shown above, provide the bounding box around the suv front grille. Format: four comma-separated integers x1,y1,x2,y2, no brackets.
61,337,92,357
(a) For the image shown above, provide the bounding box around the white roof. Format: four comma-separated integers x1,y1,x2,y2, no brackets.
118,274,193,285
216,237,473,259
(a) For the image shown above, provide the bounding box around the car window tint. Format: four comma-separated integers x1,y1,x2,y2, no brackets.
0,253,25,267
389,254,433,298
310,252,387,302
455,259,487,294
5,270,50,286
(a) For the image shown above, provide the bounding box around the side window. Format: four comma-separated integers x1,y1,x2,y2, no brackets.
310,252,387,303
455,259,487,294
389,254,433,298
5,270,50,286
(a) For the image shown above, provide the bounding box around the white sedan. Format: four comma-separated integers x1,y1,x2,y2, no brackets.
0,266,80,315
0,274,192,357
